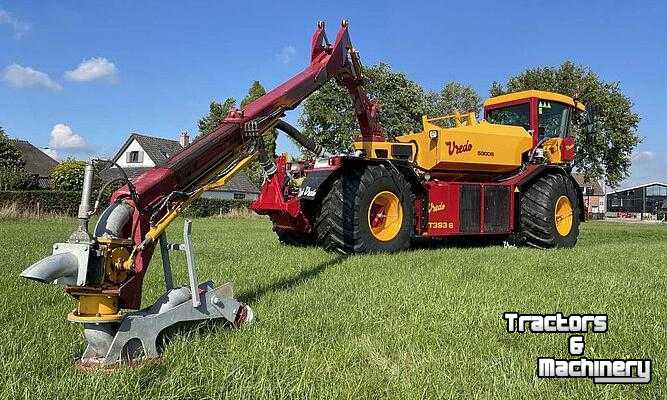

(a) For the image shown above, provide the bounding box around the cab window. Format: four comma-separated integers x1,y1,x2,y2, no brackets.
486,103,530,131
538,101,571,141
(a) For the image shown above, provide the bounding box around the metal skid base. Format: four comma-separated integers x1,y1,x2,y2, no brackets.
79,220,253,367
80,281,251,366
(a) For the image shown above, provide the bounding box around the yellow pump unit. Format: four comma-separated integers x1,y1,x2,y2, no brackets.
353,112,534,173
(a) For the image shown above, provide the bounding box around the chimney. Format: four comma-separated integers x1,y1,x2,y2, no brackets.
179,130,189,147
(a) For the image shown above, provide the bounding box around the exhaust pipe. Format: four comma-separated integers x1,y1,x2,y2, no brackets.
20,252,78,285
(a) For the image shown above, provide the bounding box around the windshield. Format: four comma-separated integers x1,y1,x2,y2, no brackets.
486,103,530,131
538,101,571,141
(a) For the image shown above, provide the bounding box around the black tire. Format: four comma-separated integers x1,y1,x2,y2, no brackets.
274,228,314,247
519,173,580,248
315,163,414,253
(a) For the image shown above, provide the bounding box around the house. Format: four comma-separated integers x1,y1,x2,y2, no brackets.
108,132,185,180
106,131,260,200
572,173,605,217
10,139,59,188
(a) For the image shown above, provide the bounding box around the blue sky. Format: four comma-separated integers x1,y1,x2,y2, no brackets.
0,1,665,188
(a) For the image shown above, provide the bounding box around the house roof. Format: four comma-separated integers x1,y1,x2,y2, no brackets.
10,139,58,177
106,132,259,194
572,173,604,196
213,171,260,194
607,181,667,195
111,133,184,166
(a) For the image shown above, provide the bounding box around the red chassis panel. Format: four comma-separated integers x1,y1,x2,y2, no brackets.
422,181,461,234
419,164,552,237
421,181,516,236
251,156,312,233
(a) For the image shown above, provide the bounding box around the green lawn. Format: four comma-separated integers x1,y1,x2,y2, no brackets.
0,217,665,399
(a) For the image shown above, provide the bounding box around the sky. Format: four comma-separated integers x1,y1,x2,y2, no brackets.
0,0,665,188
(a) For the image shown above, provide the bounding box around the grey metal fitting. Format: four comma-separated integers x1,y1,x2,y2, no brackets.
77,162,95,234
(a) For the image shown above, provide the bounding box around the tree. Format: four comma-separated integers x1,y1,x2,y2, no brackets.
240,81,276,159
0,126,23,169
0,126,35,190
197,81,276,187
51,158,87,191
197,98,237,136
490,61,640,187
197,81,275,157
425,81,482,125
299,63,428,153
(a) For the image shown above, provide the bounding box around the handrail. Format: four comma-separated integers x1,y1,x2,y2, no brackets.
423,111,477,127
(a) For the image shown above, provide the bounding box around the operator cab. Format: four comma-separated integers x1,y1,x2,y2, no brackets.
483,90,586,146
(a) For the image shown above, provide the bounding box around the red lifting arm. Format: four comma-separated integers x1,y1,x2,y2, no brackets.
110,21,383,308
114,20,382,212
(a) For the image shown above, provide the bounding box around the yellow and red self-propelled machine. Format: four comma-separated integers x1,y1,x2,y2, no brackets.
253,88,589,253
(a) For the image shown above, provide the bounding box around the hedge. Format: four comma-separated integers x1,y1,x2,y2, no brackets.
0,190,82,215
182,198,253,218
0,191,253,218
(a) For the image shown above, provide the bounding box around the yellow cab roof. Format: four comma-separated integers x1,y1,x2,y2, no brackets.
484,90,586,111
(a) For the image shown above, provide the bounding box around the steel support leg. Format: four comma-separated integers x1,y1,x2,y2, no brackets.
158,233,174,291
183,219,200,307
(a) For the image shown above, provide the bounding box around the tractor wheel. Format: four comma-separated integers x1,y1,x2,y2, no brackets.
315,164,414,253
519,173,580,248
274,228,314,247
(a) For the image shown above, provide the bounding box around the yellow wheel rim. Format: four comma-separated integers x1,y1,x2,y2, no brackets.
368,191,403,242
554,195,573,236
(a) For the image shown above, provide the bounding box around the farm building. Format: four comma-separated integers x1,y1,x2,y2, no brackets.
105,131,260,200
606,182,667,219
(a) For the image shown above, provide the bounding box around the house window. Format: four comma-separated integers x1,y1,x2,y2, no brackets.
584,186,594,196
233,193,246,200
127,150,143,163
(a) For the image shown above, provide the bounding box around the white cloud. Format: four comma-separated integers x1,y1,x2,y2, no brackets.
2,64,62,90
40,147,58,160
49,123,88,152
0,9,31,38
277,46,296,64
64,57,117,82
633,150,654,163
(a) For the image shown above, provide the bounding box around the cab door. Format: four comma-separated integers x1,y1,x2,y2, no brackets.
537,99,575,162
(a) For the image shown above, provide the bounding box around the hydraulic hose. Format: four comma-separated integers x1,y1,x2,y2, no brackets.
275,120,325,157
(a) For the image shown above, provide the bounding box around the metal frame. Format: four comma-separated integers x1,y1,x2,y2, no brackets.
79,219,251,365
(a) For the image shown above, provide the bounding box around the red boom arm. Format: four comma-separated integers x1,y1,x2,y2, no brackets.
110,21,382,308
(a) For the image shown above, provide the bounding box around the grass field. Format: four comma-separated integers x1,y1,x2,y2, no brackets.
0,217,665,399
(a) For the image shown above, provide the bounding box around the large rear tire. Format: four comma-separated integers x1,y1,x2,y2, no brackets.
519,173,580,248
315,164,414,253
